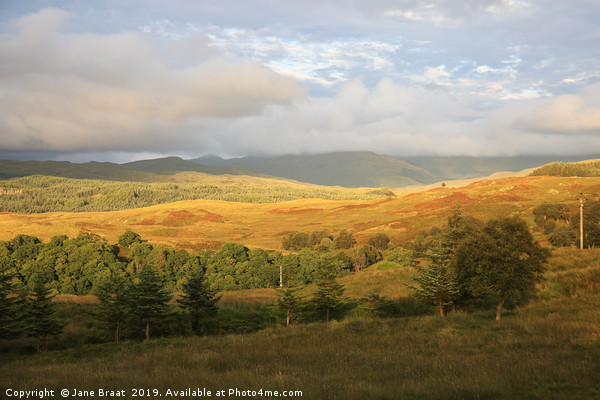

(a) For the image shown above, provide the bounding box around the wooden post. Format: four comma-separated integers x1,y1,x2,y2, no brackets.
579,194,584,250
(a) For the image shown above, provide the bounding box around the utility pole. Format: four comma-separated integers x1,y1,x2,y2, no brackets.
579,193,586,250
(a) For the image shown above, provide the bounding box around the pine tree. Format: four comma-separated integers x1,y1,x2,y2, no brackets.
25,277,67,352
130,266,173,341
94,274,131,343
0,260,22,339
274,287,304,327
360,290,387,319
177,268,221,335
409,242,459,317
312,261,346,323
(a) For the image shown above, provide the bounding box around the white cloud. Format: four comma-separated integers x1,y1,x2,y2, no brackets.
516,84,600,133
0,9,305,152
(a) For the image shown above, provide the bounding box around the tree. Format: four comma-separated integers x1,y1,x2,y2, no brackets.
24,277,67,352
360,290,388,319
455,216,550,320
368,233,390,251
550,226,575,247
409,242,459,317
311,261,347,323
118,230,142,248
94,274,131,343
177,267,221,335
129,266,173,341
281,232,310,251
333,230,356,250
386,246,414,267
273,287,304,327
578,200,600,248
0,255,22,339
351,245,381,271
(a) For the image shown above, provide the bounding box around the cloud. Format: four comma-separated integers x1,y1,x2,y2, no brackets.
0,8,305,153
515,84,600,133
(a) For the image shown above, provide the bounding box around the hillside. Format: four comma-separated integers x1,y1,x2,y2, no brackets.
0,174,390,213
3,153,599,189
191,152,600,186
530,159,600,177
1,175,598,251
0,157,270,182
192,151,438,187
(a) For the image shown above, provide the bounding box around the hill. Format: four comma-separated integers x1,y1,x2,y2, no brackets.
3,153,599,189
1,175,598,251
192,151,438,188
0,157,270,182
191,152,600,186
530,159,600,177
0,174,390,213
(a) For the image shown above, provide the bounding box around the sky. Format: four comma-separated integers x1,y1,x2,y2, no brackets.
1,0,600,162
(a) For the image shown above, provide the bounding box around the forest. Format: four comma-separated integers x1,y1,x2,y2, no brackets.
0,175,391,213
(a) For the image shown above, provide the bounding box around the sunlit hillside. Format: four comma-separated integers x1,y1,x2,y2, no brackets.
1,175,598,251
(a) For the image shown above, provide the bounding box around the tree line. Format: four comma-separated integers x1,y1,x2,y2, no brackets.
0,243,394,351
0,230,397,296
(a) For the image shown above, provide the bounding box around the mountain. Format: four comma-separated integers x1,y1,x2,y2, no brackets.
191,152,438,188
122,156,268,177
3,153,599,188
0,157,270,182
190,155,269,167
0,159,161,181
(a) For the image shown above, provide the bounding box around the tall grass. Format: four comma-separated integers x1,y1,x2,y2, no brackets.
2,249,600,399
2,299,599,399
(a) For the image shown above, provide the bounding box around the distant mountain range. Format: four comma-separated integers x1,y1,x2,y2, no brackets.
0,152,598,188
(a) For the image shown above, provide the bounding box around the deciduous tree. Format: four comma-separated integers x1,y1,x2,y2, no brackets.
456,216,550,320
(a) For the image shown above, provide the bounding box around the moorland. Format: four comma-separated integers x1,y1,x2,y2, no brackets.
1,156,599,399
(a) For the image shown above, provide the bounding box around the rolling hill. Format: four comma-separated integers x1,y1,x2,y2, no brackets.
1,175,598,251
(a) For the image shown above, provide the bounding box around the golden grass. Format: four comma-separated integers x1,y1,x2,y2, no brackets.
1,176,598,252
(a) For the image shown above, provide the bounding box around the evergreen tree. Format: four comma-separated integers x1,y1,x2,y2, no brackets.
25,277,67,352
0,258,22,339
273,287,304,327
177,268,221,335
130,266,173,341
311,261,347,323
409,241,460,317
360,290,387,319
94,274,131,343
